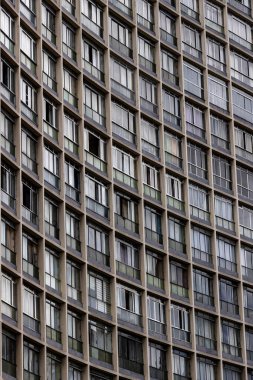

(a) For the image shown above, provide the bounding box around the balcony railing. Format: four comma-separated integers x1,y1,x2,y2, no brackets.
45,221,59,240
218,257,237,273
23,314,40,333
62,42,76,61
87,246,110,267
140,97,158,115
162,69,179,86
116,260,140,280
207,55,226,73
44,169,60,189
0,31,15,54
188,164,207,180
192,247,212,264
167,195,185,212
142,139,159,158
1,83,15,105
23,258,39,279
242,266,253,280
68,336,83,353
65,183,80,202
119,357,143,374
183,42,202,60
22,152,37,173
45,272,60,292
117,307,142,326
46,325,61,343
181,3,199,20
2,301,16,320
147,273,164,289
1,190,15,210
205,19,224,34
1,243,16,265
42,24,56,45
86,197,109,219
228,0,251,15
163,110,181,129
110,35,133,58
84,104,105,127
64,89,78,108
20,1,36,25
196,335,216,351
190,205,210,222
212,134,230,151
145,227,163,245
82,14,103,38
231,68,253,87
165,151,183,169
90,347,112,364
111,79,135,101
139,55,156,73
150,367,168,380
245,307,253,319
194,291,214,306
171,283,188,298
148,319,166,335
23,370,40,380
2,359,16,378
22,206,38,225
113,168,137,189
220,300,239,315
229,31,252,50
62,0,75,16
67,284,81,302
21,102,37,124
113,122,136,145
83,59,104,82
172,327,190,342
66,234,81,252
222,342,241,357
160,29,177,47
169,238,186,254
137,14,154,32
43,120,58,141
216,216,235,231
89,295,111,315
65,137,79,155
1,134,15,156
109,0,132,16
115,213,139,234
144,184,161,201
21,52,36,74
43,72,57,92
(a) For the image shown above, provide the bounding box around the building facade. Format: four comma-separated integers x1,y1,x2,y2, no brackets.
1,0,253,379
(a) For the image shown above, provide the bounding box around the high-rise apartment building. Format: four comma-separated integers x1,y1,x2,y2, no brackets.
1,0,253,379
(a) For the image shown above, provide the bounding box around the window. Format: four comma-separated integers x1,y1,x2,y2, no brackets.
20,0,36,25
233,87,253,123
185,103,205,139
45,248,60,291
43,98,58,140
237,165,253,200
173,350,191,379
145,206,163,245
21,129,37,173
64,114,79,154
1,111,15,156
137,0,154,31
211,114,230,150
1,59,15,104
116,238,139,279
112,102,135,144
22,233,39,279
141,118,159,157
113,146,136,188
246,328,253,361
220,279,239,315
161,50,179,85
207,38,226,72
171,304,190,342
22,181,38,225
44,198,59,239
44,146,59,189
67,260,81,302
138,36,156,72
164,132,182,168
2,330,16,378
1,273,16,320
217,236,236,273
81,0,103,38
239,204,253,240
21,78,37,123
117,283,142,326
195,312,216,350
170,261,188,298
83,39,104,81
111,0,132,16
188,143,207,180
84,85,105,126
65,211,80,252
213,155,232,190
85,176,109,218
184,62,203,98
24,342,39,379
110,58,134,100
231,51,253,87
146,250,164,289
23,286,40,332
0,9,15,53
42,3,56,44
193,269,214,306
168,217,186,253
208,75,228,110
147,296,166,335
244,287,253,319
228,14,252,49
205,2,223,33
87,223,109,266
1,217,15,264
166,174,184,211
224,365,242,380
46,299,61,342
149,344,167,380
140,77,158,114
189,183,210,222
215,195,234,231
181,0,199,20
47,353,61,380
118,332,144,374
114,192,138,233
63,0,76,15
191,226,211,264
63,69,77,107
69,364,82,380
182,24,202,59
241,245,253,280
235,126,253,162
88,271,111,315
109,17,132,57
160,11,176,46
20,29,36,73
163,90,181,127
68,311,83,353
197,357,216,380
42,50,57,91
85,130,107,172
62,23,76,61
1,163,15,209
143,163,160,201
89,320,112,363
65,160,80,202
222,320,241,357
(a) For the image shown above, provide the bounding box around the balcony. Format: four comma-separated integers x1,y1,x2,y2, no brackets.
83,59,104,82
23,314,40,333
111,79,135,101
194,291,214,306
23,258,39,279
22,206,38,225
147,273,164,289
160,29,177,47
140,97,158,115
137,14,154,32
139,55,156,73
190,206,210,223
66,234,81,252
113,122,136,145
109,0,132,17
115,213,139,234
116,260,140,280
110,36,133,58
82,14,103,38
88,246,110,267
144,184,161,201
117,307,142,326
148,319,166,335
181,3,199,21
113,168,137,189
86,197,109,219
90,346,112,364
228,0,251,15
84,104,105,127
145,227,163,245
43,120,58,141
68,336,83,353
167,195,185,212
46,326,61,343
171,283,188,298
163,110,181,129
